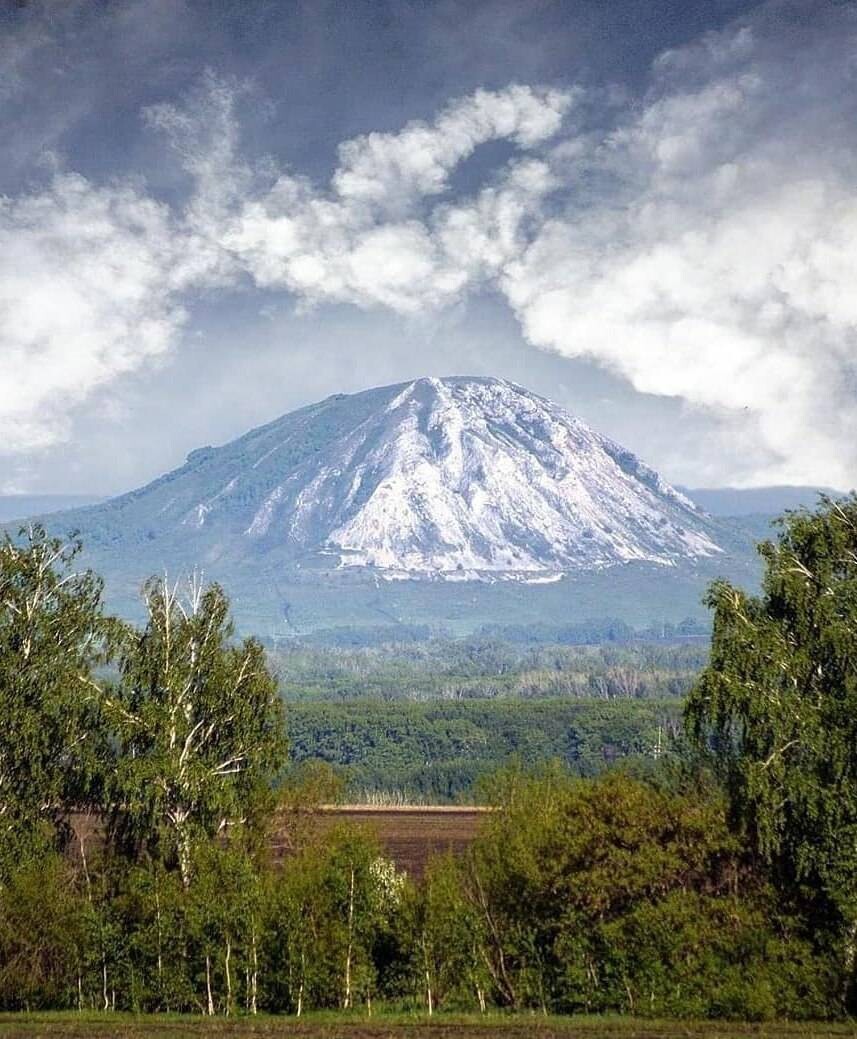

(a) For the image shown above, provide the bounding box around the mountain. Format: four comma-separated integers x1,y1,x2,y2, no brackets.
29,377,760,635
173,376,720,575
679,486,845,518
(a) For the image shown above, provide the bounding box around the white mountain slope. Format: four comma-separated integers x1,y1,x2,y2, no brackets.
231,376,720,576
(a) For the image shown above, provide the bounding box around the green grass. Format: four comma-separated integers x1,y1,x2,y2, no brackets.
0,1012,854,1039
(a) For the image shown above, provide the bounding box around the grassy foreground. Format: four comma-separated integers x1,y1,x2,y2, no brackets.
0,1012,854,1039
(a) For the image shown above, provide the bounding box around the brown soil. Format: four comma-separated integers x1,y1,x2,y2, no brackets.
272,806,488,876
69,806,487,878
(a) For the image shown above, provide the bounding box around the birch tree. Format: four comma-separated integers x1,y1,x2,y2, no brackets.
686,494,857,1008
403,853,487,1014
0,525,115,863
105,576,285,885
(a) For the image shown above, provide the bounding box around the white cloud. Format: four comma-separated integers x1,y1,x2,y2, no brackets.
498,17,857,487
5,5,857,489
0,80,572,457
210,84,573,313
330,84,572,211
0,171,203,454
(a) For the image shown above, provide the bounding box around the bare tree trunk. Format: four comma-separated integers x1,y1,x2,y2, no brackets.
205,954,214,1016
422,935,433,1016
476,983,486,1013
250,926,258,1015
177,826,192,890
297,949,305,1019
843,917,857,1006
343,865,355,1009
225,937,233,1016
155,890,163,993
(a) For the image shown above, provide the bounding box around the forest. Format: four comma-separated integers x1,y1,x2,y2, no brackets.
269,632,708,702
272,622,703,798
284,699,681,801
2,497,857,1023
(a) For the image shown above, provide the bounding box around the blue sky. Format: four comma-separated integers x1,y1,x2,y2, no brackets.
1,0,854,494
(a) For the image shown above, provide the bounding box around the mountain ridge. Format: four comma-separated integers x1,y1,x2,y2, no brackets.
22,377,762,633
63,376,722,578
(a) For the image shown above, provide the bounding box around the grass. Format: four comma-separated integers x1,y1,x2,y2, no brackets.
0,1012,854,1039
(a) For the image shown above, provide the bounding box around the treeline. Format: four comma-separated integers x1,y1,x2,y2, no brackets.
285,700,681,801
269,636,707,703
0,770,838,1019
4,498,857,1020
287,616,709,649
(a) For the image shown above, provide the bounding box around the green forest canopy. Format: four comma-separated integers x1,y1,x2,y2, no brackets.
2,497,857,1020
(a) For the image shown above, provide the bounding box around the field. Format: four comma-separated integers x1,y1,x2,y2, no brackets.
71,806,486,878
0,1012,854,1038
276,806,489,876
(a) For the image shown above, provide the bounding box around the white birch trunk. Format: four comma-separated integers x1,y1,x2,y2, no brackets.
225,937,232,1016
422,936,433,1016
155,891,163,987
250,926,258,1015
343,865,355,1009
205,954,214,1016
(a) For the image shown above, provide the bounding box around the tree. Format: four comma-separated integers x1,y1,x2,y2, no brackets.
685,495,857,1003
0,525,115,864
185,841,264,1016
402,853,488,1014
103,576,285,886
0,854,89,1011
264,826,402,1015
463,764,832,1018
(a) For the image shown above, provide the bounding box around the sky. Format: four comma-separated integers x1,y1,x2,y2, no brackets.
1,0,855,495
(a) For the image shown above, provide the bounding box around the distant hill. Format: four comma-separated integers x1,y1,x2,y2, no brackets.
0,495,102,523
680,486,844,517
17,378,765,635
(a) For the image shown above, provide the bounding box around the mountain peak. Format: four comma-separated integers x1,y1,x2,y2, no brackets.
49,377,722,586
126,375,716,577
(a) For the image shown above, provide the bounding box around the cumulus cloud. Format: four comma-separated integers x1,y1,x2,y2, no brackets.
205,84,573,313
0,172,195,453
329,84,572,210
0,79,571,456
5,2,857,489
159,8,857,487
500,9,857,487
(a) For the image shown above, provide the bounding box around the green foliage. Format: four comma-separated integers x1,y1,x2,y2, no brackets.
284,699,680,801
461,769,835,1019
0,526,117,863
686,495,857,998
399,853,489,1013
264,826,403,1014
0,517,851,1022
104,578,286,883
0,854,88,1011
